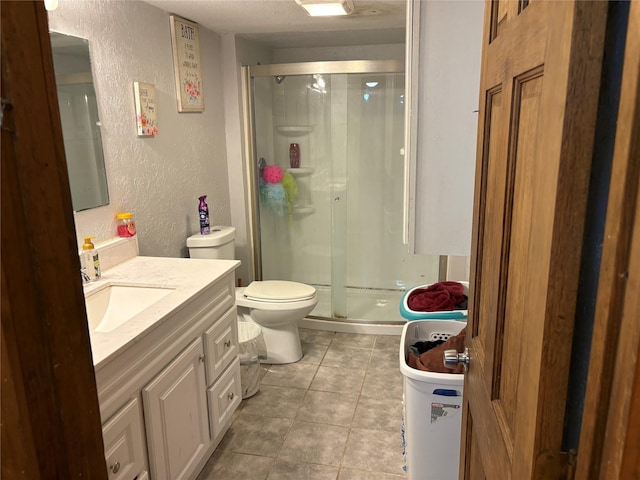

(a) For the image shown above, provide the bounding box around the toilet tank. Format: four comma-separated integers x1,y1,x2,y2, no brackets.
187,226,236,260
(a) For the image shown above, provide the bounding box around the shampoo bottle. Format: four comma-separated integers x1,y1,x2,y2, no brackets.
198,195,210,235
81,236,101,281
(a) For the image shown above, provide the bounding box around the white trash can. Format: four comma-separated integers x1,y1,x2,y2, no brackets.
400,319,467,480
237,320,267,399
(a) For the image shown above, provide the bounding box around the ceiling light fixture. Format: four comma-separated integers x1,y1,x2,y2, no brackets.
295,0,354,17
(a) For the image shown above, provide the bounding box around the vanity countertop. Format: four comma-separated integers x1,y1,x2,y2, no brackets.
85,256,240,368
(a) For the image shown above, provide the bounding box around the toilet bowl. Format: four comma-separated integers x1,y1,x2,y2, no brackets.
187,228,318,364
236,280,318,364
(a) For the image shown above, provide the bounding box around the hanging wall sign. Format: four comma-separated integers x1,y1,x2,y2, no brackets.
169,15,204,112
133,82,158,136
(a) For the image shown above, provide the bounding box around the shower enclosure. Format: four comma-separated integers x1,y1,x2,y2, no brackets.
243,61,440,324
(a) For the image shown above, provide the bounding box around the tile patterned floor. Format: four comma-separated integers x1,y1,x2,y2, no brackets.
197,329,407,480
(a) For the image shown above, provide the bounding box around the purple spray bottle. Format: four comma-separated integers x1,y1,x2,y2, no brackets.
198,195,210,235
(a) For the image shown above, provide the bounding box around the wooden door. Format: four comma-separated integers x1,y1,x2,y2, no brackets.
143,338,210,480
463,1,608,478
575,3,640,477
1,1,107,478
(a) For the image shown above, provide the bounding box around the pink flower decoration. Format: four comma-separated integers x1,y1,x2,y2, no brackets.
263,164,284,183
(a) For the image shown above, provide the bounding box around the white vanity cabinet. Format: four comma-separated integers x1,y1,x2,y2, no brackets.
94,266,240,480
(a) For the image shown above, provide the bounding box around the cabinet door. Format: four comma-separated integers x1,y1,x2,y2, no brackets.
143,338,210,480
203,306,238,384
102,397,147,480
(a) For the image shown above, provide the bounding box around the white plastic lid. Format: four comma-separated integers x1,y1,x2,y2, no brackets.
243,280,316,302
187,226,235,248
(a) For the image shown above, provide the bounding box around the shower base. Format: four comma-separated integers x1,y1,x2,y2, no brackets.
309,285,406,325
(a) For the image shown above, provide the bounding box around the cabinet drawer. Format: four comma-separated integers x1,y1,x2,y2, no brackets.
102,397,147,480
203,306,238,384
207,357,241,441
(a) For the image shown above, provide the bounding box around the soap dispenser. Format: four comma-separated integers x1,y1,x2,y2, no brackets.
81,236,101,281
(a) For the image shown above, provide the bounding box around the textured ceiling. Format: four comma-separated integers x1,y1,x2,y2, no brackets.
141,0,406,48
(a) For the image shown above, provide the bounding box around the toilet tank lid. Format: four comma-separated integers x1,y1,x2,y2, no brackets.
244,280,316,301
187,226,235,248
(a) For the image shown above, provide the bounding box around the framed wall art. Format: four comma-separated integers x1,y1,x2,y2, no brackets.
169,15,204,112
133,82,158,136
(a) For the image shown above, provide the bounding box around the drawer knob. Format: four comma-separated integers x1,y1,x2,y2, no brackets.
110,461,121,474
224,340,231,348
199,354,206,363
227,392,235,401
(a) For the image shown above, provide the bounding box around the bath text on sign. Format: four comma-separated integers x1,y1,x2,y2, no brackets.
181,24,195,40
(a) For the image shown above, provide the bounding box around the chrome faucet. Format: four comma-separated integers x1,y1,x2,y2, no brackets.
81,269,91,284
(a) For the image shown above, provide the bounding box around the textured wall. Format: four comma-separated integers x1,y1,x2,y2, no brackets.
49,0,231,258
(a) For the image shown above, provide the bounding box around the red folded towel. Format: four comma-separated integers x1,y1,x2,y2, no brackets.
407,281,466,312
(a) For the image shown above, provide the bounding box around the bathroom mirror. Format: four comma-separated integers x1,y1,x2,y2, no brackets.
50,31,109,212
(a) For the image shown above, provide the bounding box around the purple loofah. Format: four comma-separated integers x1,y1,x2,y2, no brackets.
263,164,284,183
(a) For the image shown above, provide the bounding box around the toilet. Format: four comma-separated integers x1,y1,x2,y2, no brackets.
187,227,318,364
236,280,317,364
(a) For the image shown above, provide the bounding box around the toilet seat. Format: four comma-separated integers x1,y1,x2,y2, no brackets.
242,280,316,303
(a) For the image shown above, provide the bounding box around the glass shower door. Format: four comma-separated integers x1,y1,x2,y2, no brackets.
250,63,439,324
252,72,347,318
342,72,439,322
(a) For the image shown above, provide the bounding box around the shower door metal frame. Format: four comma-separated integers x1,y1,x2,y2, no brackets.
242,60,404,282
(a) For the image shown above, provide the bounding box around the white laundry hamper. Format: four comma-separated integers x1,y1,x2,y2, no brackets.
400,319,466,480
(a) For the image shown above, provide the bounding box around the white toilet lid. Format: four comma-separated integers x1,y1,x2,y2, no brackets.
243,281,316,302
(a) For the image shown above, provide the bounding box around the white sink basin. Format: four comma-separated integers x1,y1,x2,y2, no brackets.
85,284,175,333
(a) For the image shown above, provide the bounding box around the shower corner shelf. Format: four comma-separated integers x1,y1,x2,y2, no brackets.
276,125,313,136
286,167,314,176
292,205,315,215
